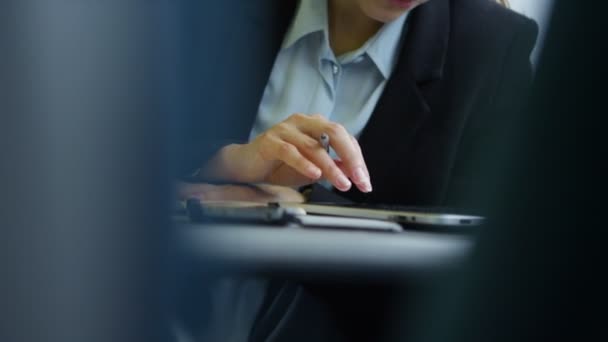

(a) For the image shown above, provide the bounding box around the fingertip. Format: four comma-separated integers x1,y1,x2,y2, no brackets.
358,182,373,193
307,166,322,180
335,174,352,192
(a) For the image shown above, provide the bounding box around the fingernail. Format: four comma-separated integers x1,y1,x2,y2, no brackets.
336,174,352,191
353,167,368,184
357,180,372,193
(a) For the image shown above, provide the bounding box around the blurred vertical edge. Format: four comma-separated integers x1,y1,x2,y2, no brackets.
1,1,175,341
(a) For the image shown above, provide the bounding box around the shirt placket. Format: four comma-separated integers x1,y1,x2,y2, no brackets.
316,47,339,118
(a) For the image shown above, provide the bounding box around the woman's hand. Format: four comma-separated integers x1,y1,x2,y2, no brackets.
202,113,372,192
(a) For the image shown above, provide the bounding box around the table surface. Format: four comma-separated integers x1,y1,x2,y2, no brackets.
178,221,475,280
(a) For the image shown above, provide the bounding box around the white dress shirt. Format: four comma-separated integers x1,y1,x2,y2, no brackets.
249,0,408,141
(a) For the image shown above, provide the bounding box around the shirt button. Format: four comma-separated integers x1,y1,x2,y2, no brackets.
332,64,339,75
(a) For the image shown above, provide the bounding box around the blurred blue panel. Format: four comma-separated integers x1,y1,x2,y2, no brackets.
1,1,176,341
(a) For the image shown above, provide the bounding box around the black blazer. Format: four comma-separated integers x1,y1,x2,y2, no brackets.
177,0,538,209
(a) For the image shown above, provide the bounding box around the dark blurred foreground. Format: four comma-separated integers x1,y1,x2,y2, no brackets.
1,1,174,341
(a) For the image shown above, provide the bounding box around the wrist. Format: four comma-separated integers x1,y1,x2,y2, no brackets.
201,143,249,182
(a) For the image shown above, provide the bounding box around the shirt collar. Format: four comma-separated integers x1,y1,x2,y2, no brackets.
365,12,408,78
282,0,409,79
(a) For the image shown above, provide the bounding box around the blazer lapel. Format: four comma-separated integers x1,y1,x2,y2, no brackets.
351,0,451,202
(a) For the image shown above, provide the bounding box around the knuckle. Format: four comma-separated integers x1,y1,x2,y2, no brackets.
311,113,326,121
257,131,273,142
278,142,297,158
288,113,306,122
326,122,346,136
302,137,319,150
274,122,290,134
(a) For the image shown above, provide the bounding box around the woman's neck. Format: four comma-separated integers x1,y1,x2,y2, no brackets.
328,0,383,56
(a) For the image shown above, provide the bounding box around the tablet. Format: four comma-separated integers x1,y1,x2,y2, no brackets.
275,202,484,228
185,200,403,232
